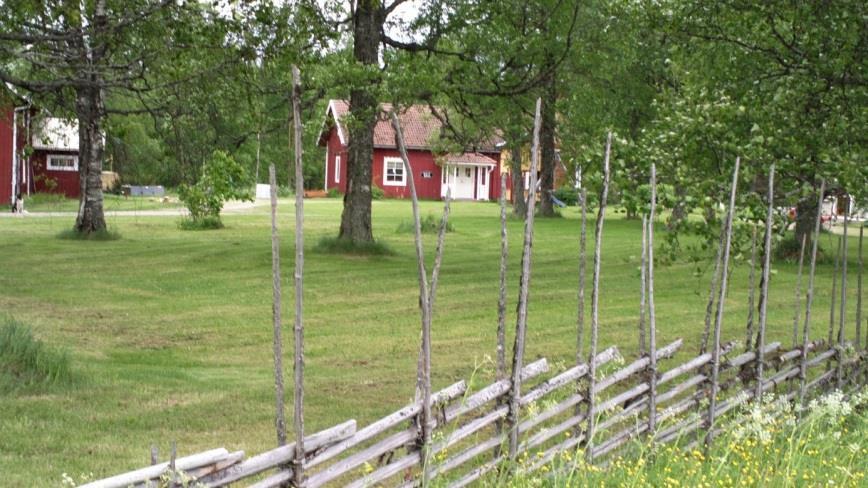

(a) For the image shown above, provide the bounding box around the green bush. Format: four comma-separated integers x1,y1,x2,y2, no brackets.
396,213,454,234
0,316,71,393
371,186,385,200
553,187,579,206
178,150,251,228
314,236,395,256
178,215,224,230
327,187,343,199
277,185,294,198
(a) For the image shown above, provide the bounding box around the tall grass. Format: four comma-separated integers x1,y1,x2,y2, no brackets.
0,316,72,392
485,388,868,487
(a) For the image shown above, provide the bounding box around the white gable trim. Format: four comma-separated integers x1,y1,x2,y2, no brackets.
328,100,347,146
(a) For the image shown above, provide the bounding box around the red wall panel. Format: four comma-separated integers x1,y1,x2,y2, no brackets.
31,151,80,198
0,107,13,204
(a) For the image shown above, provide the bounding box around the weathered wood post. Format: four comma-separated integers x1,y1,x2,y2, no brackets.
744,225,758,351
704,157,740,450
390,111,433,482
798,181,826,406
646,163,658,433
829,237,841,347
754,164,775,401
638,215,648,356
792,235,808,349
574,186,588,433
700,226,726,354
836,213,849,389
585,132,612,462
290,65,306,487
507,98,542,460
150,446,158,466
857,225,864,350
497,173,509,382
269,164,287,448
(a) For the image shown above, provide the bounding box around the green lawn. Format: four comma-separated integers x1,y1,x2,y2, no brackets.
0,199,862,486
22,193,182,213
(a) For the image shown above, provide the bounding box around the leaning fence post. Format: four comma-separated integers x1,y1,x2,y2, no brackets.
829,236,841,348
497,174,509,382
269,164,287,448
647,163,658,434
798,181,826,406
700,225,726,354
150,445,158,466
508,98,542,461
754,164,775,401
857,225,864,350
574,186,588,434
391,110,433,483
290,65,306,487
744,225,758,352
836,213,849,389
638,214,648,357
792,234,808,349
704,157,740,450
585,132,612,462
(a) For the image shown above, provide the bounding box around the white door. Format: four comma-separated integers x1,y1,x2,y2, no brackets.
445,165,475,199
476,167,490,201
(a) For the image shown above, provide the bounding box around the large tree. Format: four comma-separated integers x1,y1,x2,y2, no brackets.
0,0,193,233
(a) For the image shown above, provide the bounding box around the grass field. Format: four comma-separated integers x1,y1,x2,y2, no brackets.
0,199,863,486
22,193,182,213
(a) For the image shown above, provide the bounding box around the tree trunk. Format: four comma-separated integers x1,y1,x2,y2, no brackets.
537,71,557,217
795,191,820,252
73,85,107,234
338,0,383,244
667,184,688,232
510,145,526,218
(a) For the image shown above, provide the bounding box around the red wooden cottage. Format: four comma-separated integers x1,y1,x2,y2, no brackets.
1,97,81,206
319,100,505,201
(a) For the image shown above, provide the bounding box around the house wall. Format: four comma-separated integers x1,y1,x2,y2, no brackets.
322,126,503,201
30,150,80,197
0,107,12,204
324,127,347,193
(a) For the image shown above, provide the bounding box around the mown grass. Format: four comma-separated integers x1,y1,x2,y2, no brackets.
0,199,863,486
23,193,182,213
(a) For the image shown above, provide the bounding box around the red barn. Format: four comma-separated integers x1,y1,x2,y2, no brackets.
1,99,81,206
318,100,505,201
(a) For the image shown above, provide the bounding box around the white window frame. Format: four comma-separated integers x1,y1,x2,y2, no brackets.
334,155,341,183
383,157,407,187
47,154,78,172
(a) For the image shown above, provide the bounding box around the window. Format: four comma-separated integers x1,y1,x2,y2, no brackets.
421,171,433,179
465,168,472,177
334,155,341,183
383,158,406,186
47,155,78,172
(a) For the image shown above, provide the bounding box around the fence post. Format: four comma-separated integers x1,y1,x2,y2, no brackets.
574,186,588,436
745,225,758,352
857,225,864,351
754,165,775,401
585,132,612,462
290,65,306,487
497,173,509,383
829,237,841,348
704,157,740,450
508,98,542,461
792,235,808,349
638,214,648,357
836,214,849,389
798,181,826,406
646,163,658,434
700,226,726,354
269,164,287,448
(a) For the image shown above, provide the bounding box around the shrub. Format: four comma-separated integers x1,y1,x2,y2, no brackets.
277,185,294,198
314,236,395,256
552,187,579,206
371,186,385,200
396,213,454,234
178,215,224,230
178,150,251,228
327,187,343,199
0,316,71,392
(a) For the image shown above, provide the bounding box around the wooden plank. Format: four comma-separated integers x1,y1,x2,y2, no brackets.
523,412,585,452
595,383,649,415
597,396,648,432
595,340,682,393
447,359,548,420
306,380,466,471
657,374,706,404
527,435,583,472
201,420,356,487
80,448,231,488
304,428,415,487
448,458,501,488
522,347,617,406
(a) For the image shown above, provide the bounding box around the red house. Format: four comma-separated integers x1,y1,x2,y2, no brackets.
318,100,505,201
1,98,81,206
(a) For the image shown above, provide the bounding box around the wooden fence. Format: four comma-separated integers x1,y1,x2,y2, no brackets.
79,91,866,488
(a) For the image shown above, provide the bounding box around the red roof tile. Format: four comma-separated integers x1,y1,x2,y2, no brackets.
443,152,498,166
322,100,502,152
